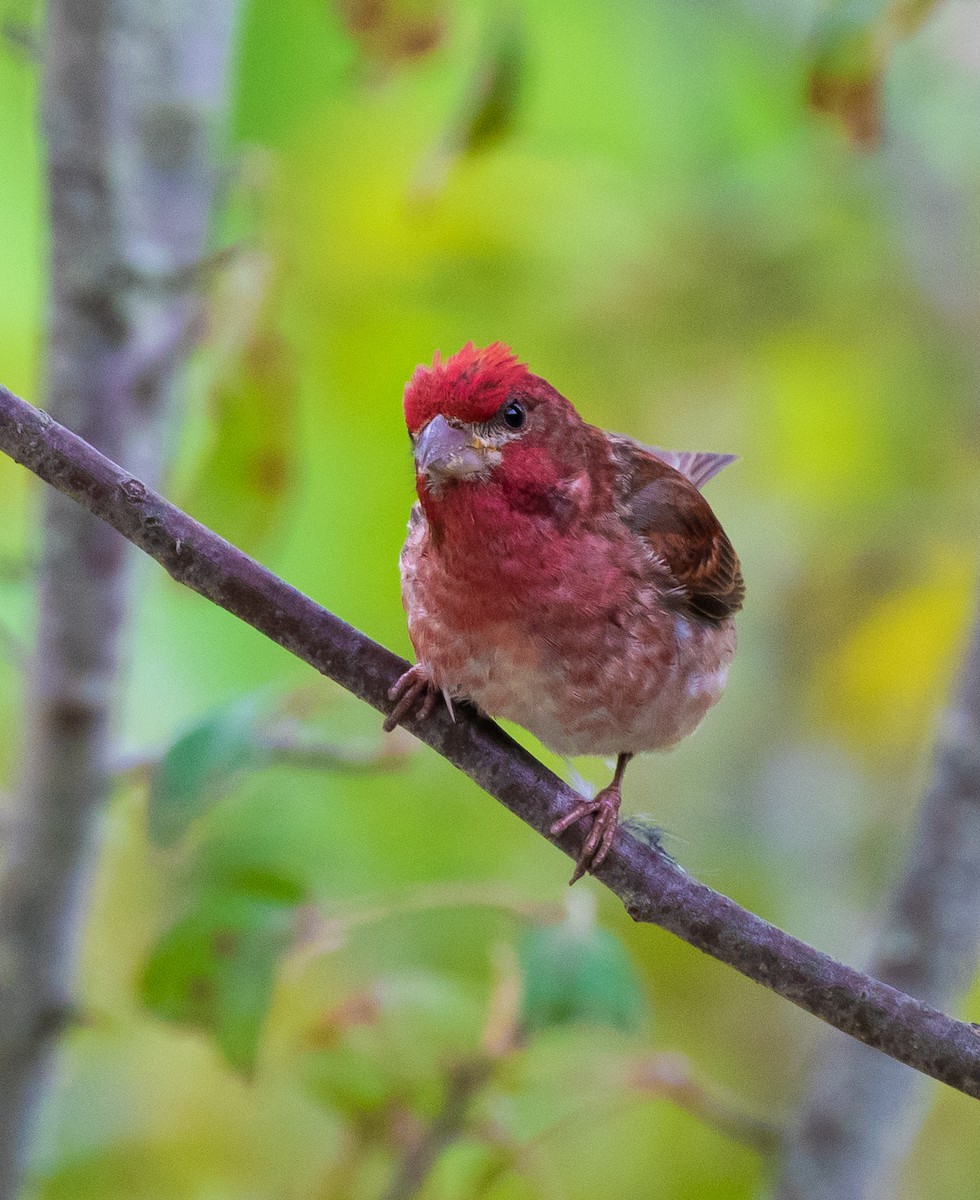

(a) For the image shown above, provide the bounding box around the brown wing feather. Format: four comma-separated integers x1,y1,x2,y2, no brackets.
609,435,745,623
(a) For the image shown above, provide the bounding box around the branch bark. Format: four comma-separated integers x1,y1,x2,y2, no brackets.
775,613,980,1200
0,5,238,1197
1,383,979,1100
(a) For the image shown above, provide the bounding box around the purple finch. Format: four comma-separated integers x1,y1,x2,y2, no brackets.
385,343,744,883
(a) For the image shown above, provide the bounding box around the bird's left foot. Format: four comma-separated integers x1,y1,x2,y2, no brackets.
550,783,623,885
383,664,438,732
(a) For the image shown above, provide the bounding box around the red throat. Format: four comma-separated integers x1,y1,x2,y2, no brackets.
403,342,532,434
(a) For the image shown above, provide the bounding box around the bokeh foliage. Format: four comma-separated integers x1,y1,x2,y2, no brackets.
1,0,980,1196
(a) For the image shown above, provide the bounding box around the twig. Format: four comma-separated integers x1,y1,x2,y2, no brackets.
631,1052,781,1155
470,1116,568,1200
109,725,412,781
110,241,249,297
259,721,412,772
287,884,562,978
381,1058,494,1200
1,19,39,61
1,384,980,1099
776,608,980,1199
503,1051,778,1161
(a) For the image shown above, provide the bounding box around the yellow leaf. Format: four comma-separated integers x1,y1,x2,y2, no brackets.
812,548,974,756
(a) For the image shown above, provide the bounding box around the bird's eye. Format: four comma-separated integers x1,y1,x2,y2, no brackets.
502,400,526,429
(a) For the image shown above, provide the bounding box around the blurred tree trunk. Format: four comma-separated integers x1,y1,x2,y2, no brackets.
778,10,980,1193
0,3,239,1197
775,603,980,1200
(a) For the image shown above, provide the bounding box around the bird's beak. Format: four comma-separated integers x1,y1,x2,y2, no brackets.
414,414,486,484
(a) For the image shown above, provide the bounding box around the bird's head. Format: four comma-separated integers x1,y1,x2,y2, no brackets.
403,343,581,510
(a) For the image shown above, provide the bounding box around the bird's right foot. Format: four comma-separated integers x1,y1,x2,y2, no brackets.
383,664,439,732
550,783,623,885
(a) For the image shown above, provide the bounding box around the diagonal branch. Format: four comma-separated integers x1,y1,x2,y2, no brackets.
1,382,979,1100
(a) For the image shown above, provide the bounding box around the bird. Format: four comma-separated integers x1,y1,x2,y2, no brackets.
384,342,744,883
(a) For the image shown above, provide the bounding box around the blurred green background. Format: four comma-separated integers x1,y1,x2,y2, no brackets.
1,0,980,1196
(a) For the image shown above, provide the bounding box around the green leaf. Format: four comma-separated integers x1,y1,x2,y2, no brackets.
302,1037,397,1118
181,252,298,554
226,866,309,906
412,11,526,197
301,972,480,1118
140,889,296,1074
148,693,270,847
452,11,526,159
518,899,648,1035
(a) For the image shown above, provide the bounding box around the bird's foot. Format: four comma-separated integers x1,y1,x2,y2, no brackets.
550,783,623,885
383,664,439,732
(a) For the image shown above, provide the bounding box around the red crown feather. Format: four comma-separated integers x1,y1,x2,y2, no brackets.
403,342,531,434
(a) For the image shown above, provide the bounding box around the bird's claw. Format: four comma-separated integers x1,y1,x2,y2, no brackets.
550,785,623,885
383,664,438,732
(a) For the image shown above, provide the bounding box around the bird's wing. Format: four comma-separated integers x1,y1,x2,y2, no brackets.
609,434,745,623
640,446,736,490
398,502,427,606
